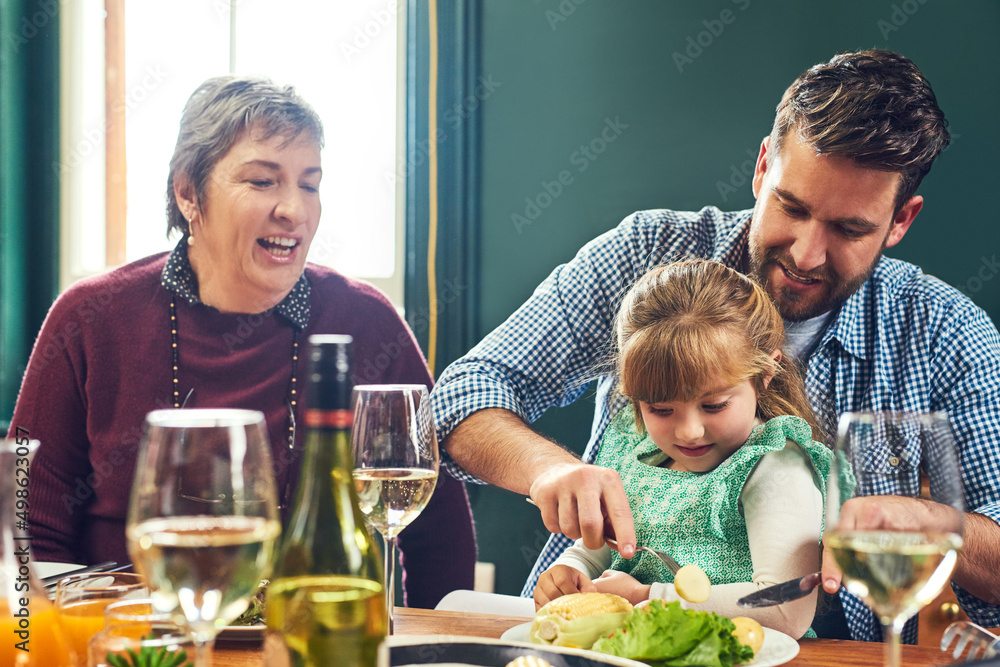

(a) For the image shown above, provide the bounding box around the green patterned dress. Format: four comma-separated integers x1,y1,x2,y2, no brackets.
595,406,833,587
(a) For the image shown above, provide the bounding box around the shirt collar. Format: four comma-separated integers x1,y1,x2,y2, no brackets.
160,237,311,330
821,266,878,361
713,209,753,269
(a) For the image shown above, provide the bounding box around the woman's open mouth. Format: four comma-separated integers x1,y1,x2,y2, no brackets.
257,236,299,258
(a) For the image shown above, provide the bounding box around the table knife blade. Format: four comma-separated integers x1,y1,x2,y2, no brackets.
737,572,822,608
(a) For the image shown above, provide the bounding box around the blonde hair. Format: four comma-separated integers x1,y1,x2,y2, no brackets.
616,260,821,439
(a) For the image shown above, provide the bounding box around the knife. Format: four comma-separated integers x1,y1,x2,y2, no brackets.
41,561,125,589
737,572,822,608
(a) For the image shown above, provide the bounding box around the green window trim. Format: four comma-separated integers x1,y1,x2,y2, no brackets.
0,0,61,429
405,0,480,377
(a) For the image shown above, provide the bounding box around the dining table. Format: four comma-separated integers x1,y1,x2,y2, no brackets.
209,606,959,666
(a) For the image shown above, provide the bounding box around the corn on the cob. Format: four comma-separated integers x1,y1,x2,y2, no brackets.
530,593,632,649
537,592,633,620
505,656,554,667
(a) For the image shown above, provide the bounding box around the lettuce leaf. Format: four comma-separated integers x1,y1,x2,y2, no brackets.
591,600,754,667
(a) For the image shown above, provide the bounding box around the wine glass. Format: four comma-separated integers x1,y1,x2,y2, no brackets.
351,384,439,634
126,409,280,665
54,571,146,667
826,411,964,667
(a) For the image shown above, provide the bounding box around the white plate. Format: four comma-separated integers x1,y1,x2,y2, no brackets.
34,562,85,581
501,622,799,667
390,635,647,667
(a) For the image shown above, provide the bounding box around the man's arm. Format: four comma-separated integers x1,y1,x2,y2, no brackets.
925,294,1000,607
820,497,1000,604
432,210,745,569
954,512,1000,603
444,408,636,555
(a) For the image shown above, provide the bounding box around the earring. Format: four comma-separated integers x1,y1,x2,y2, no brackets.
186,212,197,246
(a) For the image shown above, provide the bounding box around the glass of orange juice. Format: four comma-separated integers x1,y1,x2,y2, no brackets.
55,572,147,667
88,598,194,667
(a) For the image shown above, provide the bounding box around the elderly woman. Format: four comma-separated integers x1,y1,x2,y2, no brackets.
9,76,476,608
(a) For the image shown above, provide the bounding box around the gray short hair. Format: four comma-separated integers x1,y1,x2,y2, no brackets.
165,75,325,238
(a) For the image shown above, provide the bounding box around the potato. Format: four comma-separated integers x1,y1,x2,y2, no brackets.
731,616,765,654
673,564,711,603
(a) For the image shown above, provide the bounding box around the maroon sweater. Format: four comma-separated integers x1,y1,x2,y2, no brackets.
9,253,476,608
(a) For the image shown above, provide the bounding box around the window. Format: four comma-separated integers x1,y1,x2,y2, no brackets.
61,0,405,304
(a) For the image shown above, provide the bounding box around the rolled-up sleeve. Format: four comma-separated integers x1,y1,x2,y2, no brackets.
431,211,677,483
932,302,1000,625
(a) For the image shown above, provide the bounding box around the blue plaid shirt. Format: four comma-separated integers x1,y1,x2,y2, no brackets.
430,207,1000,641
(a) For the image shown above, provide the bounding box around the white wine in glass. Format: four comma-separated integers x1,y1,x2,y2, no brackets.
353,467,438,540
126,409,280,666
826,411,964,667
351,385,439,634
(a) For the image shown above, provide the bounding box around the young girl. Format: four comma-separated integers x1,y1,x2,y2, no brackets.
534,259,832,639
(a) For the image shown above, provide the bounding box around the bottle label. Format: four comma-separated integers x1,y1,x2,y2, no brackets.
305,409,353,429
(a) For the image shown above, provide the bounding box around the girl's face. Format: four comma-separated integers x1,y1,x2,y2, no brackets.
638,377,760,473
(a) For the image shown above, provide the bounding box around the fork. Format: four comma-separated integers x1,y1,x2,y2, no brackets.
605,538,682,575
941,621,1000,661
521,498,684,575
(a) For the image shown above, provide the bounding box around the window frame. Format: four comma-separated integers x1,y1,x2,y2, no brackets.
58,2,407,306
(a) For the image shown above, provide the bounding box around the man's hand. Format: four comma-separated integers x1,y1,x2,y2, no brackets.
821,495,963,593
592,570,651,606
529,461,636,557
534,565,597,609
442,409,637,567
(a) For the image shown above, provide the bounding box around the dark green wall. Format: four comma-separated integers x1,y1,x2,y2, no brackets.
463,0,1000,596
0,0,61,430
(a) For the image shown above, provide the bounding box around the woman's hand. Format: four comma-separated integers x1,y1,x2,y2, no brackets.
591,570,651,606
534,565,597,609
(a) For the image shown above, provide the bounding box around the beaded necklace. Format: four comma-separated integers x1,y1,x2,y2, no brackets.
168,296,301,450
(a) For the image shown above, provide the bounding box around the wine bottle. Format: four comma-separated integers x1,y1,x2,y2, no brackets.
266,335,387,666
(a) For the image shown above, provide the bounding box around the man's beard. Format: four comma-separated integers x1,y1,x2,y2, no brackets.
748,246,882,322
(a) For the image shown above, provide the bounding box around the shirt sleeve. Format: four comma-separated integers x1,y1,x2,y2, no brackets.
926,298,1000,625
648,443,824,639
430,211,681,482
551,539,613,579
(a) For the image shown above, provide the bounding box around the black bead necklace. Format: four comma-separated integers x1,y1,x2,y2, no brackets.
169,295,300,449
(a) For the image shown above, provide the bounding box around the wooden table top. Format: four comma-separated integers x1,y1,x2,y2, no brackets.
209,606,957,666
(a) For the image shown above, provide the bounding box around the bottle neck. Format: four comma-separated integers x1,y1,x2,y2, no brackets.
302,408,355,470
286,409,361,527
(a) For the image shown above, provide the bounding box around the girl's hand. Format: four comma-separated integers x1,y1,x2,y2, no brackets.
592,570,651,606
534,565,597,609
